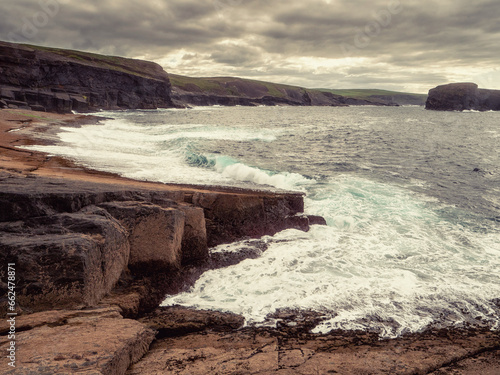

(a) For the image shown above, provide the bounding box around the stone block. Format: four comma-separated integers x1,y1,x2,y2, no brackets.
99,201,185,271
0,307,155,374
0,211,129,312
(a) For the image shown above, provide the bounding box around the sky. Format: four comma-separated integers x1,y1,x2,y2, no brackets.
1,0,499,94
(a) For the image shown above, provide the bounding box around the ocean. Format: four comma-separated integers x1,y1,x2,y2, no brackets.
27,106,500,338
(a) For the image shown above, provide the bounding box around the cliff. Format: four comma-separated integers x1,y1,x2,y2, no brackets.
0,40,425,112
0,41,174,113
317,88,427,106
425,82,500,111
170,74,426,107
0,172,314,315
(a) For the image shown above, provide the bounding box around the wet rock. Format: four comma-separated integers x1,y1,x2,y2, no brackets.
307,214,328,225
192,191,307,246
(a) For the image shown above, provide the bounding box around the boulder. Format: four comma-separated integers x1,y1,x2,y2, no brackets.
98,201,185,271
139,306,245,337
192,191,306,246
0,208,129,312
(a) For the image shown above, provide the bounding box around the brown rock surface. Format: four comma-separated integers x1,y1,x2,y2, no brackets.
98,201,186,271
176,205,208,265
0,306,155,375
0,208,130,312
192,191,306,247
128,326,500,375
139,306,245,337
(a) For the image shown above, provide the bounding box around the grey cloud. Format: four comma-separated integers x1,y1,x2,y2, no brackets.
0,0,498,91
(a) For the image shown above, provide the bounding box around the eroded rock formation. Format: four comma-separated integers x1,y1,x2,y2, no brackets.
0,41,174,113
425,82,500,111
0,173,313,315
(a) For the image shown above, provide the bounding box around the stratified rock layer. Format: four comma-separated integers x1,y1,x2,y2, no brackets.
0,41,174,113
0,306,156,375
425,82,500,111
0,172,312,314
127,325,500,375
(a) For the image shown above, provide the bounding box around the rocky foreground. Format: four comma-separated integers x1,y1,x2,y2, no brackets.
0,110,499,374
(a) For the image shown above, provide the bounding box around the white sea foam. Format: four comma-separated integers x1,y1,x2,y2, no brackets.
21,108,500,338
22,118,299,189
163,175,500,338
215,159,315,191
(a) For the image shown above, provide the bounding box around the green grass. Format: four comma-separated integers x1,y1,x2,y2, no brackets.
170,74,306,98
316,88,427,99
22,44,163,80
169,74,225,92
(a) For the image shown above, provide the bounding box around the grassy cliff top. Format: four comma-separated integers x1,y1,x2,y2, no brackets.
170,74,426,104
317,88,427,100
169,74,308,98
21,44,168,81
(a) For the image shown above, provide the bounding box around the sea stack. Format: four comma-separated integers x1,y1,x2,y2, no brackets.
425,82,500,111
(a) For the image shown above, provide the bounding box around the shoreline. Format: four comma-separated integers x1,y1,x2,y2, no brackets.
0,109,295,195
0,109,499,374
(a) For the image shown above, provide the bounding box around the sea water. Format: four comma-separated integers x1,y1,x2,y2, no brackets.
26,106,500,338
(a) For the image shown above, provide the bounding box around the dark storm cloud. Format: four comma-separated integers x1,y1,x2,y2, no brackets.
1,0,499,91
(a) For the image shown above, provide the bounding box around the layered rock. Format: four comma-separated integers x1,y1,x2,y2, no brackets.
0,41,174,113
98,201,186,271
425,82,500,111
0,306,156,374
0,208,129,311
0,173,314,314
170,78,405,107
128,322,500,375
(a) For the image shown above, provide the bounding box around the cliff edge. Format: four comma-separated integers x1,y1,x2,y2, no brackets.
0,41,174,113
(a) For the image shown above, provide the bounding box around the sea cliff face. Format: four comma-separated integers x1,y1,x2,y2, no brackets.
0,41,426,112
425,82,500,111
0,41,174,113
0,173,313,315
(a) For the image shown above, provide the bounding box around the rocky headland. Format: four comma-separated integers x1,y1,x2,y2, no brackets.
169,74,426,107
0,40,426,113
0,41,174,113
425,82,500,111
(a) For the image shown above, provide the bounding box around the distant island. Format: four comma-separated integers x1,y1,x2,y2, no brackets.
0,41,426,113
425,82,500,111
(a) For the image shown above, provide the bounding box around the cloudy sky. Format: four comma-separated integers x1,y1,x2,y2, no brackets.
1,0,499,93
